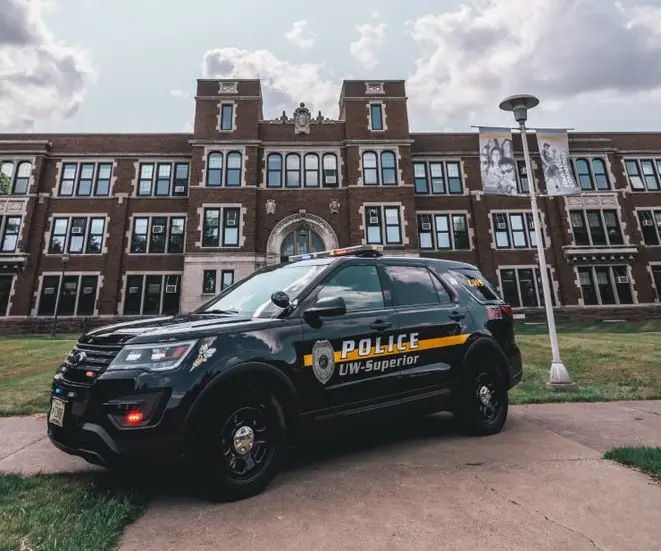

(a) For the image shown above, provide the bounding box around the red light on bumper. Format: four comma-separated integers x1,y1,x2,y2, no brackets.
125,411,144,424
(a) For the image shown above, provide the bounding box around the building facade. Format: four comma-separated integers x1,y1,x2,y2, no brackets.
1,78,661,333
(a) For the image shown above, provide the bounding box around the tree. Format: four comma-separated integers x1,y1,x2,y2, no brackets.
0,171,10,195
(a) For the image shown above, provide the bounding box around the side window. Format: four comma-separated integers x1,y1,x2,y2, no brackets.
385,265,447,306
317,264,384,311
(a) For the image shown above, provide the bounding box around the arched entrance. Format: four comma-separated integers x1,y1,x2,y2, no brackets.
280,226,325,262
266,212,339,265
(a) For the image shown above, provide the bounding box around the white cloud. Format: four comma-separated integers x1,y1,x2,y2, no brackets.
0,0,95,132
350,22,387,69
202,47,340,117
407,0,661,129
284,20,316,50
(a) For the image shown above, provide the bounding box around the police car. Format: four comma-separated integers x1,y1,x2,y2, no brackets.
47,244,523,501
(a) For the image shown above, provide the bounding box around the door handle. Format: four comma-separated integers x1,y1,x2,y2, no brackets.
449,310,466,321
370,320,391,331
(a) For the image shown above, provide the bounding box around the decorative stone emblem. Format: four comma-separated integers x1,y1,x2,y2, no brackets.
266,199,276,215
293,103,311,134
329,199,340,214
220,82,238,94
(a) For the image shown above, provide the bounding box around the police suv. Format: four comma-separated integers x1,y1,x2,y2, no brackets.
47,245,523,501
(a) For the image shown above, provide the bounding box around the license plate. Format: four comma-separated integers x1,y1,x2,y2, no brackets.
49,397,66,427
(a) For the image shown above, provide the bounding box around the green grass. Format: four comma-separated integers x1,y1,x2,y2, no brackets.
0,473,147,551
604,446,661,481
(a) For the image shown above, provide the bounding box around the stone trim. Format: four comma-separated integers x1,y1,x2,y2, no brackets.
200,145,248,187
261,147,344,189
494,264,560,307
563,193,630,246
0,155,37,195
195,203,247,249
124,212,188,255
415,209,475,251
356,145,403,187
358,201,409,247
117,271,184,318
647,261,661,303
130,157,191,198
51,159,119,198
367,101,388,132
2,273,18,317
487,208,551,251
265,212,339,265
217,100,238,133
31,271,104,317
42,213,111,257
574,264,637,306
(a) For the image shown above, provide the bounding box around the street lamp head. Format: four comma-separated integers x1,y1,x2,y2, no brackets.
499,94,540,125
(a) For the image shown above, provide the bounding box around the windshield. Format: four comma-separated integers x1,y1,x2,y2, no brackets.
449,268,502,302
195,262,327,318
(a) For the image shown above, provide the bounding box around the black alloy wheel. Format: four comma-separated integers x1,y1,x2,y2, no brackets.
454,363,508,436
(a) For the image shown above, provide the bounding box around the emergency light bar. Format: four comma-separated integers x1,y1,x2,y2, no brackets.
287,244,384,262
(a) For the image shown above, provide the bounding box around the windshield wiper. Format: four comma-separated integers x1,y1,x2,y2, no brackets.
201,308,241,315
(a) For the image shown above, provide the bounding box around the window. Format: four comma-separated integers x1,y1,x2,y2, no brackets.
569,210,623,247
280,227,325,261
0,275,13,316
123,274,181,316
362,150,397,186
322,154,338,187
637,210,661,245
0,216,21,252
266,152,338,188
206,152,242,187
202,270,216,294
385,265,451,306
207,153,222,186
652,266,661,301
369,104,383,131
0,160,32,195
417,213,469,250
577,266,633,305
202,207,240,247
286,154,301,187
221,270,234,290
571,158,610,191
267,154,282,188
37,274,99,316
499,267,556,308
365,206,402,245
48,216,106,254
130,216,185,254
625,159,661,191
515,160,530,193
317,264,384,311
492,212,539,249
136,161,189,196
226,152,242,186
412,160,463,194
220,104,233,130
304,154,319,187
57,161,112,197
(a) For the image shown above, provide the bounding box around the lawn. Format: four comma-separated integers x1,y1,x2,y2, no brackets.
0,472,147,551
604,446,661,482
1,321,661,415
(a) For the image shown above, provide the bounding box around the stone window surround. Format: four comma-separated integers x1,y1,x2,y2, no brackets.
117,271,183,317
357,145,404,187
0,273,18,318
124,212,188,255
495,264,560,308
52,159,119,198
568,154,614,191
201,267,235,297
647,261,661,303
359,202,409,247
196,203,247,249
411,156,467,195
265,212,339,265
415,209,475,251
621,156,661,193
0,208,26,254
261,147,343,189
200,145,247,187
367,101,387,132
632,207,661,247
217,101,238,132
488,209,551,251
31,271,104,317
42,212,111,257
563,193,630,247
574,264,637,306
131,158,191,197
0,156,37,196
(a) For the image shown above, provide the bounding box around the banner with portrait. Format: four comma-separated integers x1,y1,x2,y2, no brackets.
535,129,580,196
478,127,518,195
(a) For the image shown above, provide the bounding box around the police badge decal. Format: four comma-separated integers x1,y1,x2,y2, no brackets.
311,340,335,385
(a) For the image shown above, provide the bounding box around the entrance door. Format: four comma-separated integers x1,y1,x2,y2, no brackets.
280,227,325,262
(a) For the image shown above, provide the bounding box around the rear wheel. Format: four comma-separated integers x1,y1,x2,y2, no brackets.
453,362,508,436
190,387,287,501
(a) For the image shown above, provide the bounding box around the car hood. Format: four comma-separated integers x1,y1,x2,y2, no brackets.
79,313,272,346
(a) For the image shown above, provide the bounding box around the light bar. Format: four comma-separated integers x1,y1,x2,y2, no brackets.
287,244,384,262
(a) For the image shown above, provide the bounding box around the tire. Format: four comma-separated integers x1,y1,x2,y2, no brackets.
453,362,509,436
189,386,287,502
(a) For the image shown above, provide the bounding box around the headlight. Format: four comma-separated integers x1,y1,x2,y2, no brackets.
108,340,198,372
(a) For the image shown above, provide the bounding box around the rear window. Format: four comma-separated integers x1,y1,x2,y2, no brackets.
447,269,502,302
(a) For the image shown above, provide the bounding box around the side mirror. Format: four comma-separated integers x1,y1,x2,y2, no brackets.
271,291,291,309
304,295,346,321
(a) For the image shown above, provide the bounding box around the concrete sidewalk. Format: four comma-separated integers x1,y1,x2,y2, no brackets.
2,401,661,550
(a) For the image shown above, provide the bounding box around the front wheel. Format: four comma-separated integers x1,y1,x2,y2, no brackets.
453,363,509,436
190,387,287,502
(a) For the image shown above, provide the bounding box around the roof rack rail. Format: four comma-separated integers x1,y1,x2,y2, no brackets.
287,244,384,262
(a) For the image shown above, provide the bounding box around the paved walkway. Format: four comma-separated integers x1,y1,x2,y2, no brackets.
2,401,661,550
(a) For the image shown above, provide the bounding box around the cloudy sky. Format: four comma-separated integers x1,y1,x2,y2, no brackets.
2,0,661,134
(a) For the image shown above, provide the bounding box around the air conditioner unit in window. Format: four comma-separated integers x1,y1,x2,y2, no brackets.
226,217,237,227
128,286,139,294
165,284,178,294
83,287,94,294
152,225,164,234
71,227,83,234
44,287,55,295
496,222,507,230
616,276,629,284
642,219,653,226
174,185,185,194
324,170,338,183
421,222,432,231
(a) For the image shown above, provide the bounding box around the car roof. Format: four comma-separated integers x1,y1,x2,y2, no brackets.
335,254,479,271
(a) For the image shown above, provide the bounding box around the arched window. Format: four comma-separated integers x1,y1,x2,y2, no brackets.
0,162,14,195
380,151,397,185
280,227,325,261
267,154,282,187
304,154,319,187
207,153,223,187
225,152,242,187
13,161,31,195
362,151,378,185
285,153,301,187
322,153,338,187
592,158,609,190
575,158,593,190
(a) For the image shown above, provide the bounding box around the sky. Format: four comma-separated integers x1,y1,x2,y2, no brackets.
2,0,661,135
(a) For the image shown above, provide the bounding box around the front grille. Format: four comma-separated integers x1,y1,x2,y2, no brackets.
60,341,123,386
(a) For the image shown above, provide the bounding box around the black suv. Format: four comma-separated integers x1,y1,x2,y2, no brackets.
47,245,522,501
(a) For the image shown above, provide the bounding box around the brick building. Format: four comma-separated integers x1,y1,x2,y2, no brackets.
1,78,661,333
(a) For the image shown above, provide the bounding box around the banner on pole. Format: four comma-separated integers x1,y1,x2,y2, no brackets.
478,127,519,195
535,129,580,196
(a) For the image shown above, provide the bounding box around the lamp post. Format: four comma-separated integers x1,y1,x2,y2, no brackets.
50,253,70,338
498,94,574,390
